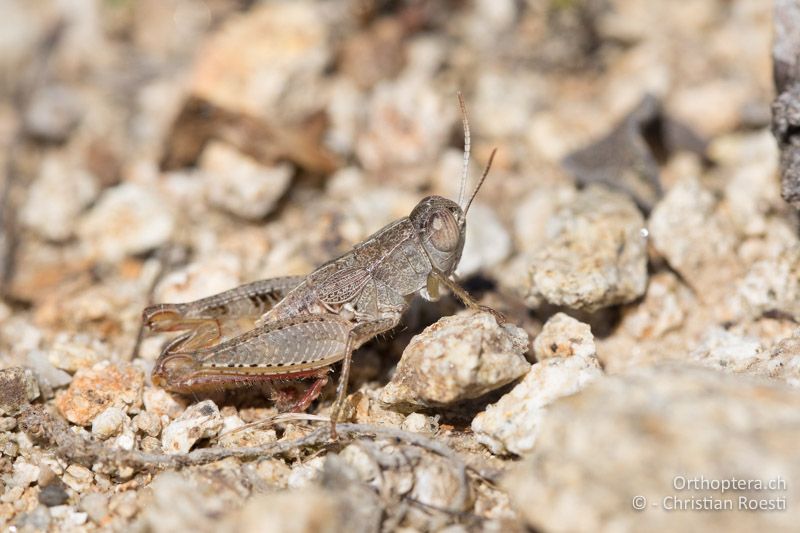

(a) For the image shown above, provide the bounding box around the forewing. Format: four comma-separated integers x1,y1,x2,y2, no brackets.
315,267,371,305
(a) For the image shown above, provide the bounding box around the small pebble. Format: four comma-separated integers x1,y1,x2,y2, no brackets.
1,486,24,504
255,459,292,488
37,464,58,487
154,254,242,306
26,350,72,390
457,203,512,278
1,436,19,457
619,271,690,340
24,84,83,142
161,400,223,454
0,367,40,416
140,471,223,529
11,459,40,487
737,245,800,321
49,505,88,526
109,490,138,519
143,387,185,419
0,417,17,432
62,464,94,492
229,488,343,533
140,436,163,453
401,413,437,434
648,176,739,300
79,492,109,525
287,456,326,489
690,328,763,372
16,505,51,531
201,141,294,220
38,480,69,507
48,333,106,373
407,453,472,529
78,182,175,262
114,429,136,451
56,362,144,426
533,313,596,360
356,79,454,186
19,154,98,242
133,411,162,437
91,407,127,439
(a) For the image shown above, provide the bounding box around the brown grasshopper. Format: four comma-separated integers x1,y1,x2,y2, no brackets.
143,94,498,435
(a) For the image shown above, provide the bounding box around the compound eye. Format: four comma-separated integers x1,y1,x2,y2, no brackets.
428,211,460,252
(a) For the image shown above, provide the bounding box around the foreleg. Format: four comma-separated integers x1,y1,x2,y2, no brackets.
433,272,506,323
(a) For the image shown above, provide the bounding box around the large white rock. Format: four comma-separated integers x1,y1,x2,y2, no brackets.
472,354,603,455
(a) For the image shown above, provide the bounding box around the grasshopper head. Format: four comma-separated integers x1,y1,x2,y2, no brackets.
410,196,466,276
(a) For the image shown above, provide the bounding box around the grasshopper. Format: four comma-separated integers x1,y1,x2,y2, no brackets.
143,94,498,435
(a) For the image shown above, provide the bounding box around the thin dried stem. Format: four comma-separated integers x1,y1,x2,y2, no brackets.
20,406,470,507
217,412,330,439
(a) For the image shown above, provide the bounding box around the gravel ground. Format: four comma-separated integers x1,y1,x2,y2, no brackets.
0,1,798,532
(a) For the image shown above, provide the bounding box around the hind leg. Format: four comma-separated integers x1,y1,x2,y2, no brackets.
269,372,329,413
143,275,305,355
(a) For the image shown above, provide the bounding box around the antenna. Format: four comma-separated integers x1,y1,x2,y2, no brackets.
457,91,470,209
464,147,497,215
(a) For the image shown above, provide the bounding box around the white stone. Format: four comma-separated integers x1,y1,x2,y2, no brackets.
62,464,94,492
690,328,764,372
154,254,242,304
79,492,109,524
113,429,136,452
533,313,595,360
49,333,106,373
287,456,326,489
513,186,576,254
736,245,800,321
648,176,740,298
230,489,342,533
472,69,542,137
356,79,455,186
401,413,437,434
20,154,98,241
11,459,40,487
619,271,691,340
161,400,223,454
133,411,162,437
407,454,472,529
143,387,185,419
201,142,293,220
49,506,88,527
472,355,604,455
527,186,648,312
78,182,175,262
91,406,127,439
380,312,530,410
